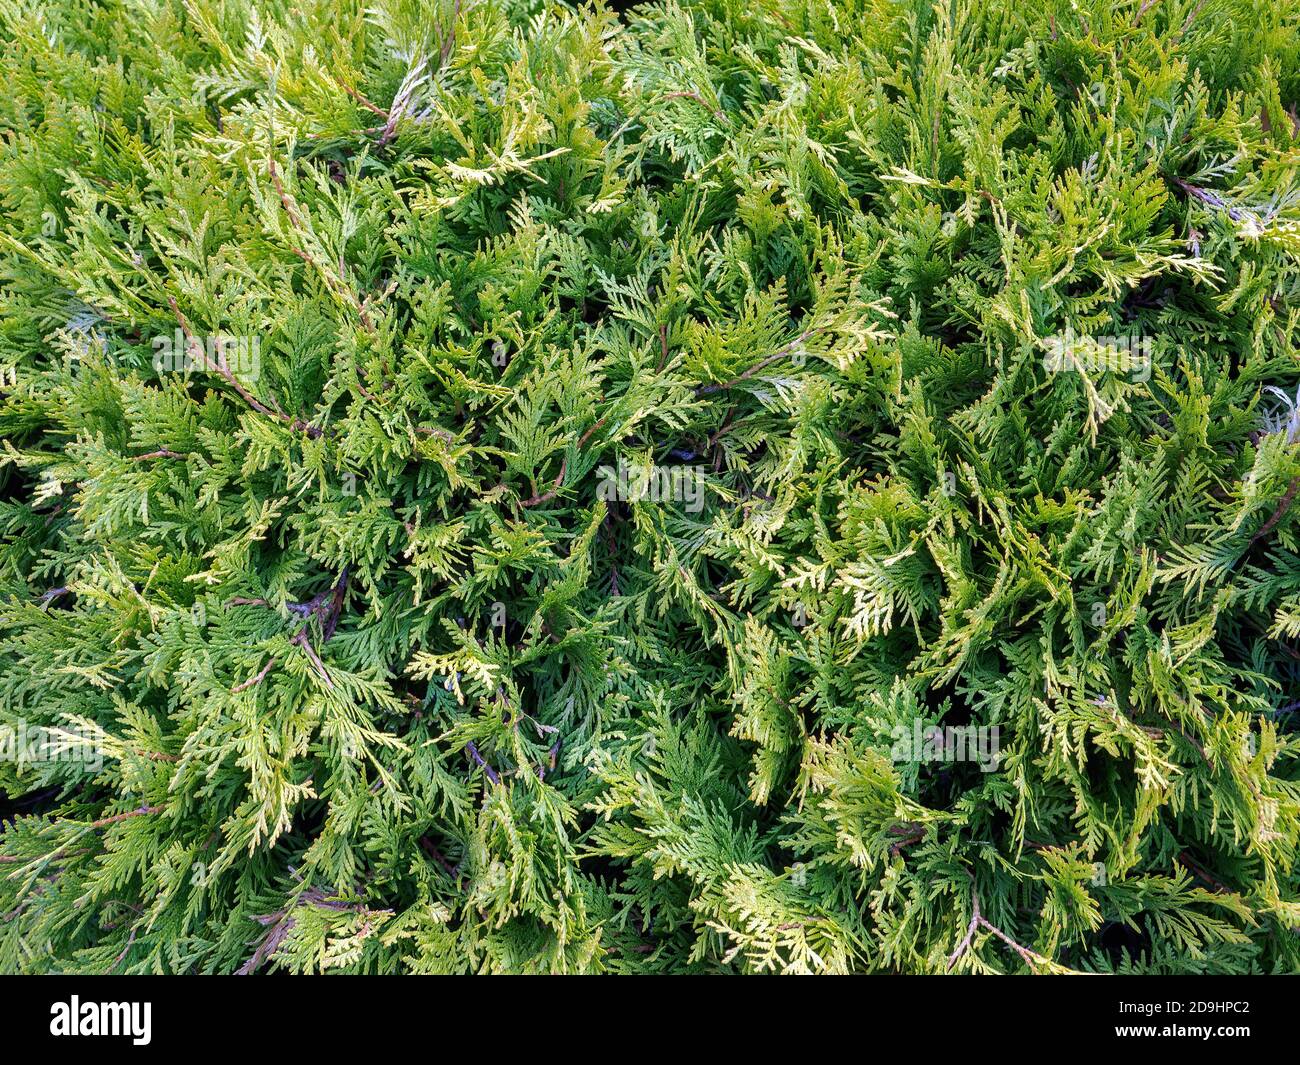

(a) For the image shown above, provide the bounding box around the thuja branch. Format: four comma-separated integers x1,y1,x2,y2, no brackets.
332,76,389,118
17,806,168,874
86,805,164,829
268,158,377,336
1252,476,1300,545
167,296,323,438
465,740,501,785
516,406,610,507
696,330,814,395
946,877,1057,973
233,656,276,693
662,90,726,121
520,457,567,508
230,568,350,691
130,449,185,460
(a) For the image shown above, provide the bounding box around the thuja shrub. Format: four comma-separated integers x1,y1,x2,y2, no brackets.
0,0,1298,976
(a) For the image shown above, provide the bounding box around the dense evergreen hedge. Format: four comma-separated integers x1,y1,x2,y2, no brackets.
2,0,1299,973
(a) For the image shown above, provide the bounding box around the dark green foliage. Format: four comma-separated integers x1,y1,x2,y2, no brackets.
1,0,1299,973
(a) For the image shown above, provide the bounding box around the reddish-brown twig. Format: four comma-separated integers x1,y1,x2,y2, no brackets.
1177,852,1230,894
168,296,323,438
419,837,465,888
233,656,277,693
520,457,567,508
696,331,814,396
1251,475,1300,545
333,77,389,118
577,414,609,450
268,159,375,336
888,824,926,856
1175,0,1207,39
133,748,179,763
88,805,163,829
947,875,1053,972
439,0,462,69
662,90,725,121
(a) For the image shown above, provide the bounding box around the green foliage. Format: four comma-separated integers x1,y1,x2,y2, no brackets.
1,0,1299,974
